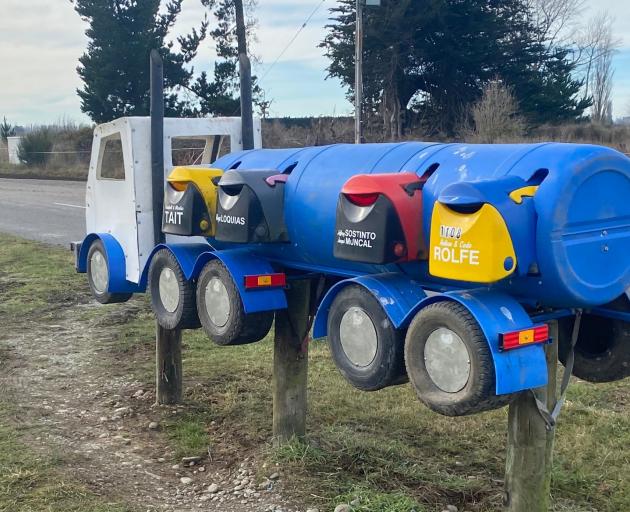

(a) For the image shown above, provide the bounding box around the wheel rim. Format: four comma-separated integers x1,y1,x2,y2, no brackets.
204,277,230,328
89,250,108,294
339,307,378,367
158,267,180,313
424,328,471,393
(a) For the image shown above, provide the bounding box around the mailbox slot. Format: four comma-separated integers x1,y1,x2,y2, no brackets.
162,167,223,236
334,172,426,264
215,170,289,243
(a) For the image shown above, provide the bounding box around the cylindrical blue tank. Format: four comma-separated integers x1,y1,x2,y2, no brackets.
212,142,630,308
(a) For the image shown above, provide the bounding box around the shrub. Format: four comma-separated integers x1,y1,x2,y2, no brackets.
467,81,526,143
17,128,54,166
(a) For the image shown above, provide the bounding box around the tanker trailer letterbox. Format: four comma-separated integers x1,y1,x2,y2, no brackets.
334,172,427,264
162,166,224,236
428,176,538,283
215,170,289,243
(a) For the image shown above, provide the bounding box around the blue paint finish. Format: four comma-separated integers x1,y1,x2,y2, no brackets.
164,243,213,280
402,289,548,395
77,233,98,273
200,248,288,314
590,307,630,323
212,142,630,308
79,233,143,293
313,273,427,339
140,243,214,289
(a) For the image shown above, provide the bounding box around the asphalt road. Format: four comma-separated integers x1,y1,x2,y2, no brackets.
0,178,86,246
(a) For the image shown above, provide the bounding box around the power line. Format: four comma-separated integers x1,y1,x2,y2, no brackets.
259,0,327,82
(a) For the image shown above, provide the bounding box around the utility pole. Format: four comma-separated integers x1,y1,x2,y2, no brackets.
235,0,254,150
354,0,364,144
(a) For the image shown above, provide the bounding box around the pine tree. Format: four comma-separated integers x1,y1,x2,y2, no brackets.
73,0,207,123
1,117,15,142
191,0,263,116
322,0,590,136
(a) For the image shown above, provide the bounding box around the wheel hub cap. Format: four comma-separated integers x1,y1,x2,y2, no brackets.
90,250,108,294
204,277,230,327
339,307,378,367
424,328,471,393
159,267,180,313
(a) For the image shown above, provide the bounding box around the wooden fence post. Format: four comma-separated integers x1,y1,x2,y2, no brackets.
155,322,183,405
504,320,559,511
273,279,311,446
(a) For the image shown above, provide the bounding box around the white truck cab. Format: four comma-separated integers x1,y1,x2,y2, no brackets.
83,116,262,285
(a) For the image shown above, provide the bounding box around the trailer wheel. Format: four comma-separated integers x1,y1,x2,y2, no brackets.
148,249,200,330
558,296,630,383
405,302,513,416
86,240,132,304
196,260,273,345
327,285,407,391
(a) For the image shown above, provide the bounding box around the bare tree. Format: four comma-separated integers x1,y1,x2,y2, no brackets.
580,12,618,123
526,0,585,53
575,11,620,102
468,81,526,143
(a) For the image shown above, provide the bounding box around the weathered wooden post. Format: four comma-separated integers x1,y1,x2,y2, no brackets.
504,320,559,511
155,322,183,405
150,50,183,406
273,279,311,446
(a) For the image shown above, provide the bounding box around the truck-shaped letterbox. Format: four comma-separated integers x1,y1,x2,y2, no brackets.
75,123,630,417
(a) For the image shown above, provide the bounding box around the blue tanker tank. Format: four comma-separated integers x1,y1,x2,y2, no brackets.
212,142,630,309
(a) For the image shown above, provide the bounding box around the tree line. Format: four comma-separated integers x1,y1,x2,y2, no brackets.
72,0,618,138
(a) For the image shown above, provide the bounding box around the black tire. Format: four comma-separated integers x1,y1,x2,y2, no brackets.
148,249,200,330
405,302,514,416
196,260,273,346
558,296,630,383
327,285,407,391
86,240,132,304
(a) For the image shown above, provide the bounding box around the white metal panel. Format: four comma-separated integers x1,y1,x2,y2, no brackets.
86,116,262,285
85,119,141,283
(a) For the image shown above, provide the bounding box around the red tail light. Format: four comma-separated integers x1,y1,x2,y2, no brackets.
500,324,549,351
244,273,287,290
345,193,379,207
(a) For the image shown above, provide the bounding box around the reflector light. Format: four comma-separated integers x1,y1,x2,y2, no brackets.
345,192,379,207
500,324,549,351
244,273,287,290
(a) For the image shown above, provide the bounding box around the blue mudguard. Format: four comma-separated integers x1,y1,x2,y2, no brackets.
78,233,143,293
143,243,212,282
313,273,428,338
402,289,548,395
191,248,288,314
314,273,548,396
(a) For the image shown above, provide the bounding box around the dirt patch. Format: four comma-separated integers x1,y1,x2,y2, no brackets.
0,300,297,512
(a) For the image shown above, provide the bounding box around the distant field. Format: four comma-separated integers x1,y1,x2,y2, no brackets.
0,234,628,511
1,120,628,182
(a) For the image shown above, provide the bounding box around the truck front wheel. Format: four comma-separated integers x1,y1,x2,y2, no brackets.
405,302,513,416
196,260,273,345
327,285,407,391
86,240,132,304
148,249,200,329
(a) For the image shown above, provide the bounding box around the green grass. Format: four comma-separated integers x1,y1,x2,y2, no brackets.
0,233,628,511
165,414,212,459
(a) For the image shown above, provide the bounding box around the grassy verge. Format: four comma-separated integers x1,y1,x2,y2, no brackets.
0,234,628,511
0,414,132,512
0,235,133,511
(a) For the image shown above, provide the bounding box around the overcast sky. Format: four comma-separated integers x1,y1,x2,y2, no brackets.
0,0,628,126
